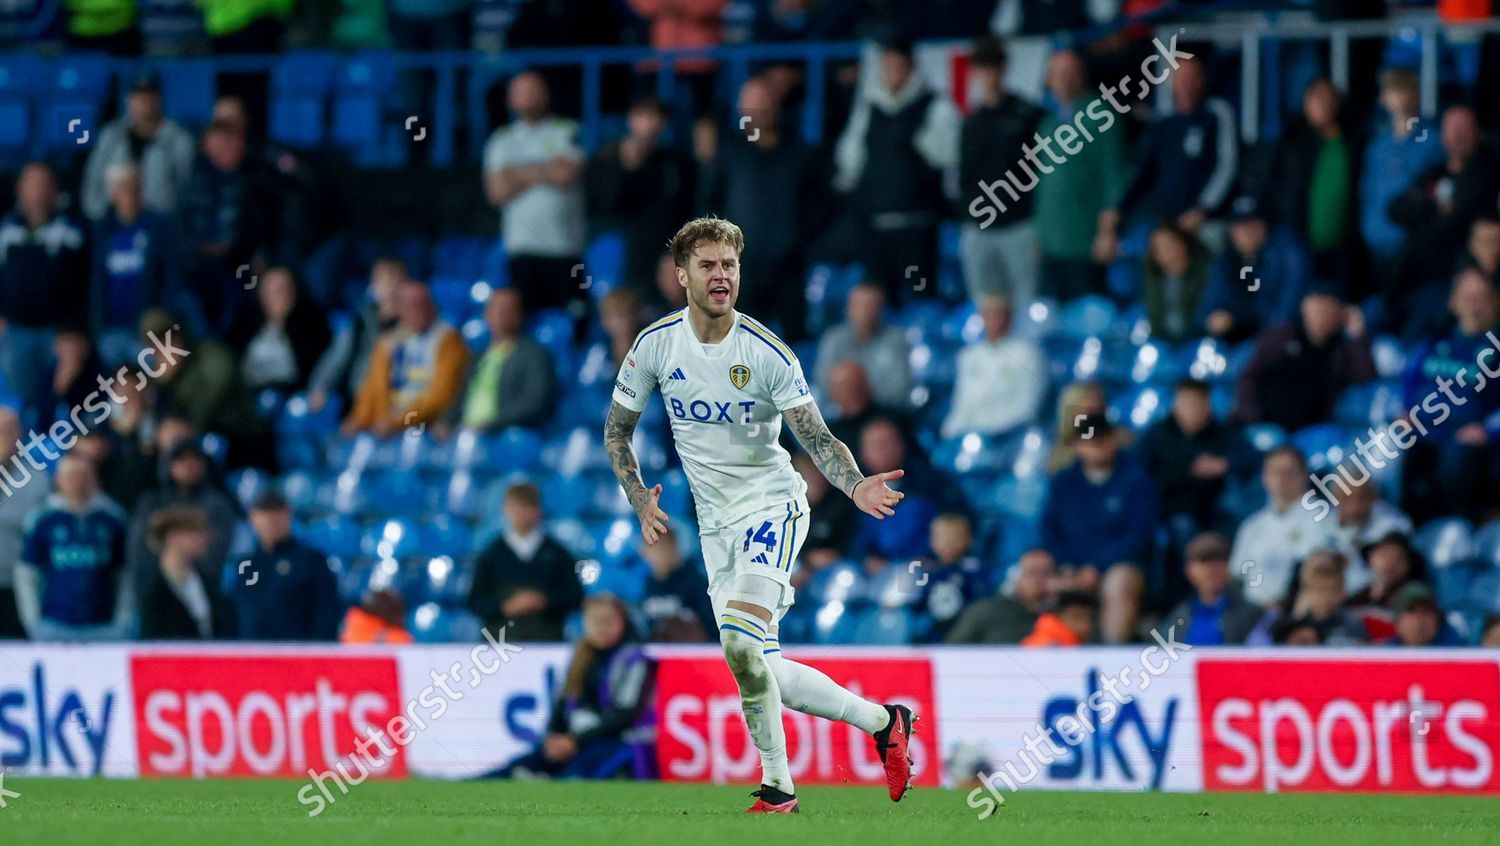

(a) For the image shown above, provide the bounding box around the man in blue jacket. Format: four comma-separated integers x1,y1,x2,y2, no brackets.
222,490,341,640
1199,196,1311,342
15,456,131,641
1040,413,1158,644
1399,267,1500,522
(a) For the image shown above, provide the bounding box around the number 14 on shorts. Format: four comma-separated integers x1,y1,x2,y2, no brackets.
742,521,779,566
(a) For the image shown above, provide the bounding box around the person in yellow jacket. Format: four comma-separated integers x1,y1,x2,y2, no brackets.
343,280,470,437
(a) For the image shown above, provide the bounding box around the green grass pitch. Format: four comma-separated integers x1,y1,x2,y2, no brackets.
3,778,1499,846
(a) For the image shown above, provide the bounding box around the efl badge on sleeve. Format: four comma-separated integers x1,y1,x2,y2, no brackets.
730,364,751,390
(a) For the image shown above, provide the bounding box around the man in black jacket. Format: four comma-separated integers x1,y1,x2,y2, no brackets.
467,482,583,641
586,96,692,291
0,162,89,400
223,490,341,641
139,505,220,640
1142,378,1233,533
698,75,829,340
834,38,958,303
956,35,1045,305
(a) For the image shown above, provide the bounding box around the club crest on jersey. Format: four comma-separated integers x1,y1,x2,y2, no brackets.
730,364,751,390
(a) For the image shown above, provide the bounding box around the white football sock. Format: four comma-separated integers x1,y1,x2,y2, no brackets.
764,634,890,735
720,612,795,795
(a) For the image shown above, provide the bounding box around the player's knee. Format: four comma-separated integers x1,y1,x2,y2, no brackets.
719,612,770,684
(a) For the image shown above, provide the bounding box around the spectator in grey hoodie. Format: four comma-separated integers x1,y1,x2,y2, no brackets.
80,72,195,222
814,283,912,409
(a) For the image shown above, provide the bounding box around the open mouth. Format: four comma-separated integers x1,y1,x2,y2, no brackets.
708,285,730,304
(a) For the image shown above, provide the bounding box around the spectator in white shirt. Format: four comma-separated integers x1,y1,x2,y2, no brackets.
941,295,1046,439
1230,446,1339,607
482,71,586,317
814,283,912,409
1332,479,1412,593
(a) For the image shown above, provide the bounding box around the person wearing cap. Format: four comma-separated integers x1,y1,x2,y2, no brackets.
1232,283,1376,431
1345,531,1430,641
1384,582,1462,647
80,72,196,222
14,456,131,641
1156,532,1261,646
126,438,239,600
833,36,959,305
1199,195,1311,342
1039,412,1158,644
222,489,341,641
1229,446,1339,607
138,505,221,640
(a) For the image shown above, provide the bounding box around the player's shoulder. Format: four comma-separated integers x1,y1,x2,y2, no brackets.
735,312,798,368
630,309,688,356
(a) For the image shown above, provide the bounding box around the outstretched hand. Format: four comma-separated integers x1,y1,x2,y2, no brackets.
636,483,671,544
852,469,906,520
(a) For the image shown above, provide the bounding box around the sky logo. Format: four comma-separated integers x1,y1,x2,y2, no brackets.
1041,668,1178,789
0,663,115,776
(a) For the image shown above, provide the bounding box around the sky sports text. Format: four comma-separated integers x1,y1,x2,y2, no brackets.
1302,329,1500,521
968,34,1194,229
967,627,1191,820
296,626,523,816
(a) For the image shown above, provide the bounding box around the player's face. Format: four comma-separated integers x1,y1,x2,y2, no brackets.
678,241,740,318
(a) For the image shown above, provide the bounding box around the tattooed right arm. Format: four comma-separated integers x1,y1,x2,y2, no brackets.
604,400,649,515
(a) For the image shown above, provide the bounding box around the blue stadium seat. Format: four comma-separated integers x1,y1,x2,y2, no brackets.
409,603,483,643
991,474,1048,521
361,517,425,559
909,340,959,390
160,59,217,126
433,469,483,520
278,392,343,438
1335,381,1402,429
1290,424,1351,474
940,303,982,344
1113,383,1171,432
410,555,473,605
658,468,692,518
1178,337,1231,381
424,515,475,557
1242,422,1288,454
0,56,43,150
42,53,111,150
301,514,363,558
811,598,865,644
1371,335,1408,380
540,474,593,519
582,232,625,296
1013,297,1059,340
1470,520,1500,571
269,51,338,147
1127,338,1180,385
529,309,574,362
228,468,269,511
1413,517,1476,570
332,51,397,148
1058,295,1117,340
544,425,613,477
852,607,913,645
365,469,427,516
281,468,325,513
805,560,867,606
548,517,597,558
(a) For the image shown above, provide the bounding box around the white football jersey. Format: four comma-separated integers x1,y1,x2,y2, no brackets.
612,308,813,531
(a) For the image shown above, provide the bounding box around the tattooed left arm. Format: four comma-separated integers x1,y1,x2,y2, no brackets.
783,401,906,518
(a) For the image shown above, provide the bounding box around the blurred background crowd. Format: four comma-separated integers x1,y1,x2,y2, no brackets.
2,0,1500,654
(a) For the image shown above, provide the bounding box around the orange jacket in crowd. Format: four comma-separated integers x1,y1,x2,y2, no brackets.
1021,613,1085,647
1440,0,1493,21
627,0,727,73
340,606,414,644
345,322,469,432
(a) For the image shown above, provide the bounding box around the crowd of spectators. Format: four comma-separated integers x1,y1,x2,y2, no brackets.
3,9,1500,651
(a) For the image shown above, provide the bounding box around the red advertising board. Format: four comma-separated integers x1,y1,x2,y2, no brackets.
655,655,939,787
1197,658,1500,793
130,654,407,778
